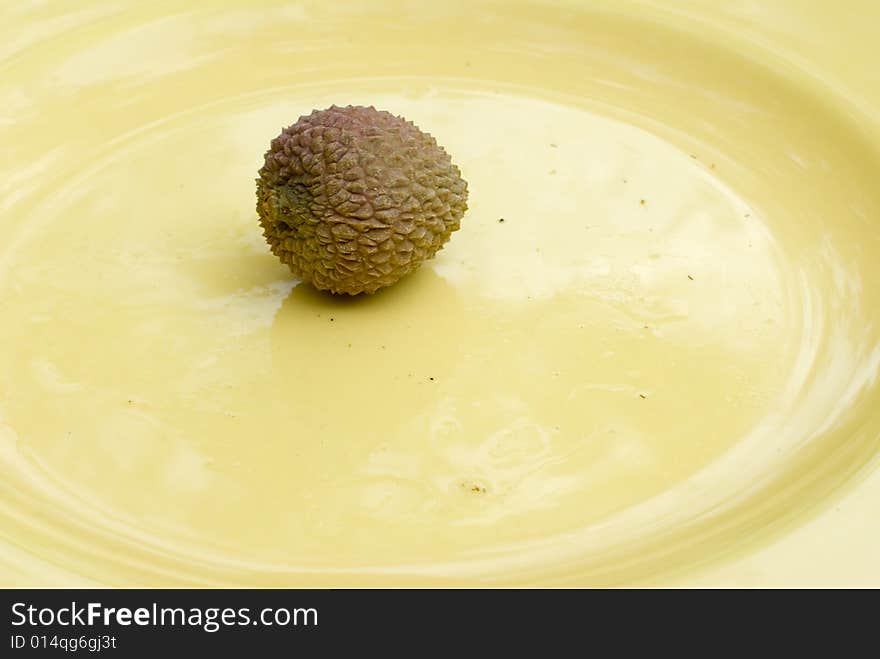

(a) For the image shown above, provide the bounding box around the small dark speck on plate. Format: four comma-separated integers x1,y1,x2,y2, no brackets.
640,199,646,206
639,394,647,399
688,274,694,280
498,218,505,223
550,143,558,148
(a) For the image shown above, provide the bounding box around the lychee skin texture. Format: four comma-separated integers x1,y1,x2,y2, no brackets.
256,105,468,295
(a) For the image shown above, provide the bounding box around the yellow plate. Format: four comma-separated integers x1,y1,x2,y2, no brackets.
1,0,879,586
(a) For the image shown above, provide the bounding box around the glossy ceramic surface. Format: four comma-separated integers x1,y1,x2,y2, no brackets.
1,0,878,586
